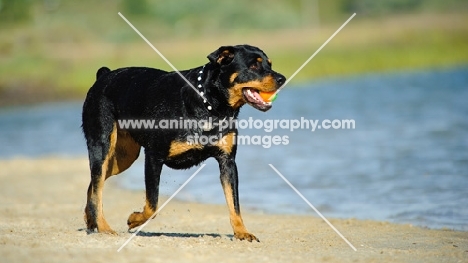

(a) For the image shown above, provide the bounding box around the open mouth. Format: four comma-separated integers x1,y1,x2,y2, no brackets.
242,88,273,112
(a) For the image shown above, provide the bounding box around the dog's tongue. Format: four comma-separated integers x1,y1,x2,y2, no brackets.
243,88,273,111
245,88,268,103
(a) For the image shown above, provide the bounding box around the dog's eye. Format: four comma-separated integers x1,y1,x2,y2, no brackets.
250,62,261,70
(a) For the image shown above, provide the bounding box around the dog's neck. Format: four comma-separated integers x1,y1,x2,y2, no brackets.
194,64,240,120
196,64,212,111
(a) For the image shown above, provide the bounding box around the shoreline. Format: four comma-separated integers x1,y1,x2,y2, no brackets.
1,157,467,262
1,64,468,109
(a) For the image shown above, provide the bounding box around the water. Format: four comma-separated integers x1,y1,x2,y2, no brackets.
1,67,467,231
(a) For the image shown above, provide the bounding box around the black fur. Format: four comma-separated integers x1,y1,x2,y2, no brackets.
82,44,285,241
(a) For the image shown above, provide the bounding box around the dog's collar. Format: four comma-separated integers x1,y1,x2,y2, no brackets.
196,65,213,111
195,64,237,123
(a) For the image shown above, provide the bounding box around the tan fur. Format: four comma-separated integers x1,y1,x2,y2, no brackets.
110,129,141,176
221,180,258,241
85,123,141,233
217,50,234,64
105,124,141,178
127,199,158,229
216,132,236,154
230,72,239,83
168,140,203,158
228,75,277,108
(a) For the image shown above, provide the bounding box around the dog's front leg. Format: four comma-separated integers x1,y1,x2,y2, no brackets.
127,151,163,230
217,156,259,242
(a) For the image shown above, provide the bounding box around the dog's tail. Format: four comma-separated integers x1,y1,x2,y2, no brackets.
96,67,111,80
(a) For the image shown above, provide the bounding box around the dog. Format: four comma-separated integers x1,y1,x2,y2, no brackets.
82,44,286,242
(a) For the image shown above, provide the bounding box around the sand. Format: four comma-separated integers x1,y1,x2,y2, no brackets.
0,157,466,263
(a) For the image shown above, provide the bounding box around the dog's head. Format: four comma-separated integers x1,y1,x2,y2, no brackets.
207,45,285,112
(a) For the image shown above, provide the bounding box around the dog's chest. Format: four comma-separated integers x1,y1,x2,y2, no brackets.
164,132,236,169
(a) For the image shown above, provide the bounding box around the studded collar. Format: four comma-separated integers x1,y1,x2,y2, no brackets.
196,64,216,113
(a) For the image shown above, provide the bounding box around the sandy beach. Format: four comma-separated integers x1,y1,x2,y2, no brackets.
0,157,466,263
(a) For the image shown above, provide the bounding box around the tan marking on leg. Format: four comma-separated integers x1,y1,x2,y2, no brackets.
216,132,236,155
93,123,119,234
223,183,248,233
84,183,96,229
127,199,158,230
168,140,203,158
95,155,116,234
104,123,117,178
100,124,141,179
108,129,141,176
86,122,136,234
222,181,258,242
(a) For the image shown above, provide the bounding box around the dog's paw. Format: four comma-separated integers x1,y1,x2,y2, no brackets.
84,208,97,230
98,227,117,235
84,218,97,231
127,212,147,230
234,232,260,242
96,219,117,235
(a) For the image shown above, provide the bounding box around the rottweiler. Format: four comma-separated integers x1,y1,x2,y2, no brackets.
82,44,286,242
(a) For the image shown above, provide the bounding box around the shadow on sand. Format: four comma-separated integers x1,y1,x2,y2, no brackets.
136,231,232,239
78,228,233,239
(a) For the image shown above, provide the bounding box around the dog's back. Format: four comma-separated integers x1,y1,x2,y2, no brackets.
82,67,167,133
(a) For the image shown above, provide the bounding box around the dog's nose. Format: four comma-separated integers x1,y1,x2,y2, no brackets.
275,74,286,86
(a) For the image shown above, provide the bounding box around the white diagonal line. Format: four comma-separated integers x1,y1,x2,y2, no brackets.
118,12,209,102
117,164,206,252
269,13,356,100
269,164,357,251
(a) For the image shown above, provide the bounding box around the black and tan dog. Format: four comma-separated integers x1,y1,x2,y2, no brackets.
82,45,285,242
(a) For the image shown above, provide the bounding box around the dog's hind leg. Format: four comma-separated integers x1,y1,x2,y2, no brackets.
127,151,162,230
84,118,119,234
84,122,141,234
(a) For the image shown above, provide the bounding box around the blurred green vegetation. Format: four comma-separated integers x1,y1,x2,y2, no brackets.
0,0,32,23
0,0,467,105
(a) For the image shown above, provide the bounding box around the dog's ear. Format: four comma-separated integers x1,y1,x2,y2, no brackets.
207,46,235,65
